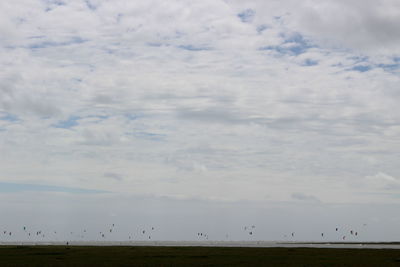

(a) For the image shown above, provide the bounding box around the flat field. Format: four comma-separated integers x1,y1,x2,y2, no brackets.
0,245,399,266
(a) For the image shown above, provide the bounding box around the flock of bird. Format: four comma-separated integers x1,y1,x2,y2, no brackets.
0,223,367,243
244,225,256,236
282,224,367,241
1,224,157,242
238,223,367,242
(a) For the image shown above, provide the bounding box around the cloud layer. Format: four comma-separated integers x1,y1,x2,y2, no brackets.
0,0,400,240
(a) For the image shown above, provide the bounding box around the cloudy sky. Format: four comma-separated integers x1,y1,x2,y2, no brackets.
0,0,400,242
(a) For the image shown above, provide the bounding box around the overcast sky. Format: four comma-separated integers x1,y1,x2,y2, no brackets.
1,0,400,242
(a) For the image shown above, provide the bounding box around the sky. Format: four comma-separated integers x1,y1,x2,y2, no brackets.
0,0,400,242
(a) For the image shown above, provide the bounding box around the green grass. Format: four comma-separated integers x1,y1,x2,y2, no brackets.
0,246,399,266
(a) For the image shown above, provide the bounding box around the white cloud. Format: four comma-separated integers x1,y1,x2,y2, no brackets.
365,172,400,191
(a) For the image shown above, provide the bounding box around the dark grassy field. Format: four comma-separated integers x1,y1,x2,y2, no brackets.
0,246,400,266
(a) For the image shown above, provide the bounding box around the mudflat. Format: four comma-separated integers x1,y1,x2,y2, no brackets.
0,245,400,266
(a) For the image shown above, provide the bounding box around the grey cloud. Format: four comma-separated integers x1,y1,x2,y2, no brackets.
104,172,124,181
175,104,399,140
0,74,61,117
20,97,61,117
176,107,247,125
92,94,118,104
77,129,121,146
291,192,321,203
294,0,400,55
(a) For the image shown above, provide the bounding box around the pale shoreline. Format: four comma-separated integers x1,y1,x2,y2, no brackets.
1,241,400,249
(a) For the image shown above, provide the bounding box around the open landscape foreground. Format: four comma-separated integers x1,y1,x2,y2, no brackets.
0,244,400,266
